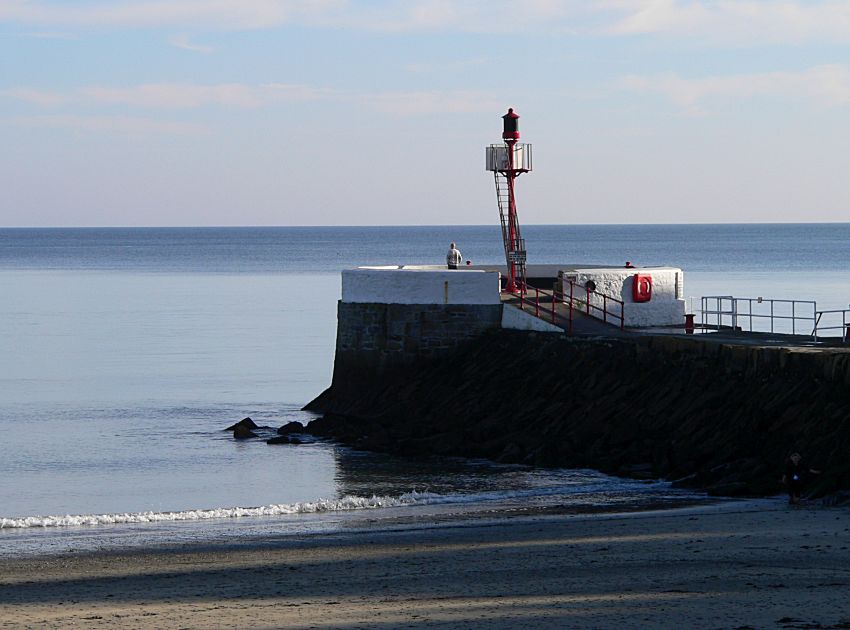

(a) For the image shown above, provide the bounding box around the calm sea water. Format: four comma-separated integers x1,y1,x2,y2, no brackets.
1,224,847,556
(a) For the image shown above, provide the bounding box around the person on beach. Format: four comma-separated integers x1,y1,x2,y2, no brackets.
446,242,462,270
782,452,821,505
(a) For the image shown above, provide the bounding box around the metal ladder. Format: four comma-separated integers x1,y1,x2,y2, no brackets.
493,171,527,290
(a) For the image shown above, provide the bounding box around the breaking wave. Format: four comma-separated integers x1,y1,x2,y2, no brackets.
0,491,457,529
0,478,686,530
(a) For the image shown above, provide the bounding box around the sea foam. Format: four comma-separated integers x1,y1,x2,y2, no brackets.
0,479,678,530
0,491,445,529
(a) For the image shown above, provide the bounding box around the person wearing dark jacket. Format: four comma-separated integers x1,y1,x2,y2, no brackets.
782,452,821,505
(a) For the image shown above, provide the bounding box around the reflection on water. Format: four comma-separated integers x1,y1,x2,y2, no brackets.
0,440,708,558
332,447,701,512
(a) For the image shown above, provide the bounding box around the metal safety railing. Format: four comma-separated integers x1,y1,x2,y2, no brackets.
813,309,850,341
699,296,817,338
506,283,558,326
505,280,624,334
556,280,625,333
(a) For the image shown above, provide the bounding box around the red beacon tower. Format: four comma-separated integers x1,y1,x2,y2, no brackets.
486,108,532,293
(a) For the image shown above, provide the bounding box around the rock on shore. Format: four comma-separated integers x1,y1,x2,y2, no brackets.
226,417,259,439
225,417,258,432
304,331,850,497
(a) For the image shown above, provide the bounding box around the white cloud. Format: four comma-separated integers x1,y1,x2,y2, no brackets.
79,84,265,108
323,0,584,33
0,0,587,33
169,34,213,53
619,64,850,114
605,0,850,45
10,114,208,135
1,82,499,116
1,83,328,109
0,0,345,30
359,90,500,115
2,87,70,106
4,0,850,43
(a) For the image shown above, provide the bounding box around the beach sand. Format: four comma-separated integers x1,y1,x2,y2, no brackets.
2,501,850,629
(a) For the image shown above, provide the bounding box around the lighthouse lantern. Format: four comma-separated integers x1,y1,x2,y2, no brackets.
502,108,520,140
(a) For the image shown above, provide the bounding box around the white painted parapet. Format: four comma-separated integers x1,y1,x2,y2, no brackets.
342,266,501,305
560,266,686,328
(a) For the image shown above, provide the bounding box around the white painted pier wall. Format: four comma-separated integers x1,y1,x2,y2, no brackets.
342,266,501,305
560,266,686,328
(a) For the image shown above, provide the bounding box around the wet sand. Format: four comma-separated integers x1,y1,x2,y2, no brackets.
2,501,850,629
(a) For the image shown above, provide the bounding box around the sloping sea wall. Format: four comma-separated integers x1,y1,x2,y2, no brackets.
306,328,850,497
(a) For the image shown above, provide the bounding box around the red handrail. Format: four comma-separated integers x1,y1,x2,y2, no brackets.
504,282,558,325
503,279,624,332
565,280,624,330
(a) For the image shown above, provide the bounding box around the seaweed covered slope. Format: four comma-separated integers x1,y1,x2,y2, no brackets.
305,331,850,497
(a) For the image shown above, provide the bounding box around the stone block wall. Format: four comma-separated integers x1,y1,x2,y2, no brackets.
335,301,502,362
326,301,502,401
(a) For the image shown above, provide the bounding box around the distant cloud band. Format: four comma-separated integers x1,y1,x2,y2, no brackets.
1,82,500,116
619,65,850,115
0,0,341,30
4,1,850,44
168,34,213,53
9,114,208,136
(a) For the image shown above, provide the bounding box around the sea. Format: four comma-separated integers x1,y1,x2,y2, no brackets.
1,224,848,557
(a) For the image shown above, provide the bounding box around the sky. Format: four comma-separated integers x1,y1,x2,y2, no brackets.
2,0,850,227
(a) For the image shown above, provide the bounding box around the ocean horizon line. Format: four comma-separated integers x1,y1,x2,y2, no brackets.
2,220,850,230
